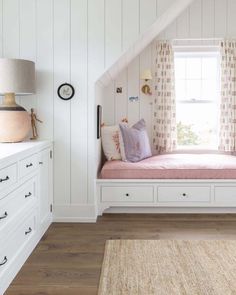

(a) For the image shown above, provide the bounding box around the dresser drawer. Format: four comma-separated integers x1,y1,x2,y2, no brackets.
158,186,211,203
215,186,236,205
19,154,38,178
0,178,36,232
0,211,37,277
101,186,154,203
0,163,17,194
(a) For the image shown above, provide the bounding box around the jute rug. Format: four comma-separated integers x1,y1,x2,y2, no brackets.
98,240,236,295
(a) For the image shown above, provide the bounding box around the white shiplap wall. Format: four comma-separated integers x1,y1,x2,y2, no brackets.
103,0,236,139
0,0,173,221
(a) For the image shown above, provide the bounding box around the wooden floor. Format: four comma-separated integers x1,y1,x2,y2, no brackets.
6,213,236,295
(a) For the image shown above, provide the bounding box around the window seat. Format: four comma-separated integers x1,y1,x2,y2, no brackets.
100,153,236,179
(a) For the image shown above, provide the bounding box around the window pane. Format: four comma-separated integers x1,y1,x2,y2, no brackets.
202,57,218,79
175,79,186,100
175,52,220,149
186,57,201,79
175,58,186,79
202,79,217,100
186,79,201,100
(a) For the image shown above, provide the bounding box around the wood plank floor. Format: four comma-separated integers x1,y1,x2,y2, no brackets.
6,214,236,295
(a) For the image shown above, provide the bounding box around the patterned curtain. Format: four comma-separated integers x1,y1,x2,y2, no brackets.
152,40,177,154
219,40,236,152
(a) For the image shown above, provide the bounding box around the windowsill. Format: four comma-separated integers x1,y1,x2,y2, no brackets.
174,146,220,154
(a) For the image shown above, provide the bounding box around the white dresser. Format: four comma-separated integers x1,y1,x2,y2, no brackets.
0,141,53,295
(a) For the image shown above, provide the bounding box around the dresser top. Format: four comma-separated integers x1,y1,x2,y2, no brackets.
0,140,52,164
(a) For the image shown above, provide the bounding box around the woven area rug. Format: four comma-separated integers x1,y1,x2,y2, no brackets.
98,240,236,295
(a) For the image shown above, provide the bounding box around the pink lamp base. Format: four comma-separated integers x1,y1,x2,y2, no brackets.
0,109,30,143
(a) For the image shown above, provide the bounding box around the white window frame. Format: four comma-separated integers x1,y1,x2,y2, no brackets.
173,47,221,153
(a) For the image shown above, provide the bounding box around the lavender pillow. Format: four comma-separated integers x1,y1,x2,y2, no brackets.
119,119,152,162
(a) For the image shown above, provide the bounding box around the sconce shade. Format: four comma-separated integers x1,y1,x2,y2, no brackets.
141,69,152,81
0,58,35,95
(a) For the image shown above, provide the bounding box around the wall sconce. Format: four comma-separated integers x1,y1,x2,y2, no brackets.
141,69,152,95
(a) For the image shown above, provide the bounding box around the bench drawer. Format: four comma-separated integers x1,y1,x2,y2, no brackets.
101,186,154,203
158,186,211,203
0,164,17,194
19,154,38,178
215,186,236,205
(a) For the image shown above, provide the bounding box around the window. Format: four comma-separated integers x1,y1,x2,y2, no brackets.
174,51,220,150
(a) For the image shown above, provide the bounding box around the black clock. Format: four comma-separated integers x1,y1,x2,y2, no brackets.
57,83,75,100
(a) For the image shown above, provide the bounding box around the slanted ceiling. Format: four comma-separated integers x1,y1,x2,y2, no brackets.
97,0,195,87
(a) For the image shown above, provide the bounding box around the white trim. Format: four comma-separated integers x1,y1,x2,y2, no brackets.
53,204,97,223
104,207,236,214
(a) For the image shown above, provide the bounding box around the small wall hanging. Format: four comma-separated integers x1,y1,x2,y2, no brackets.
57,83,75,100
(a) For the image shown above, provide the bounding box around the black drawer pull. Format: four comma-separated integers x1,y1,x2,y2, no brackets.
0,256,7,266
182,193,187,197
125,193,130,197
25,192,32,198
0,176,9,183
39,161,43,165
26,163,33,168
25,227,32,235
0,212,8,220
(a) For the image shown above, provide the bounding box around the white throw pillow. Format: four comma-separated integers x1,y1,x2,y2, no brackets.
101,125,122,160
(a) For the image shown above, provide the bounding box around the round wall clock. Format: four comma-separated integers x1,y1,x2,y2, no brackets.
57,83,75,100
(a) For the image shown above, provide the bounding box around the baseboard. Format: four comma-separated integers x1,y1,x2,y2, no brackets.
53,204,97,223
103,207,236,214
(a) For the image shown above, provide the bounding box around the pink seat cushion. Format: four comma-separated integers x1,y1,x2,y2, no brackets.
100,154,236,179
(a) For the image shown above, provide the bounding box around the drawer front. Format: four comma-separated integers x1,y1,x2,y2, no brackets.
19,154,38,178
0,179,36,232
0,211,37,277
0,164,17,194
158,186,211,203
215,186,236,205
101,186,154,203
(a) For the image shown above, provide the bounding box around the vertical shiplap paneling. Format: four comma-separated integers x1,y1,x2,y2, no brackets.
214,0,227,38
103,81,115,125
202,0,215,38
53,0,71,205
19,0,37,111
157,0,175,39
227,0,236,37
36,0,54,140
0,0,3,57
140,0,157,34
70,0,88,204
0,0,2,103
139,45,153,140
2,0,20,58
156,0,175,17
176,8,190,38
115,70,128,122
189,0,202,38
3,0,20,104
88,0,104,203
123,0,140,125
122,0,139,51
105,0,122,67
127,57,140,125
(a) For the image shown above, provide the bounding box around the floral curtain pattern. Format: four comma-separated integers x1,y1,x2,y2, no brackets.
219,40,236,152
152,40,177,154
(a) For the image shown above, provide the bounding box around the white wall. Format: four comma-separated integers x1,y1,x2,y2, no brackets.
0,0,173,221
103,0,236,139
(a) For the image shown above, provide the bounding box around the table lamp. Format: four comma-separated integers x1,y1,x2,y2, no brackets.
0,58,35,142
